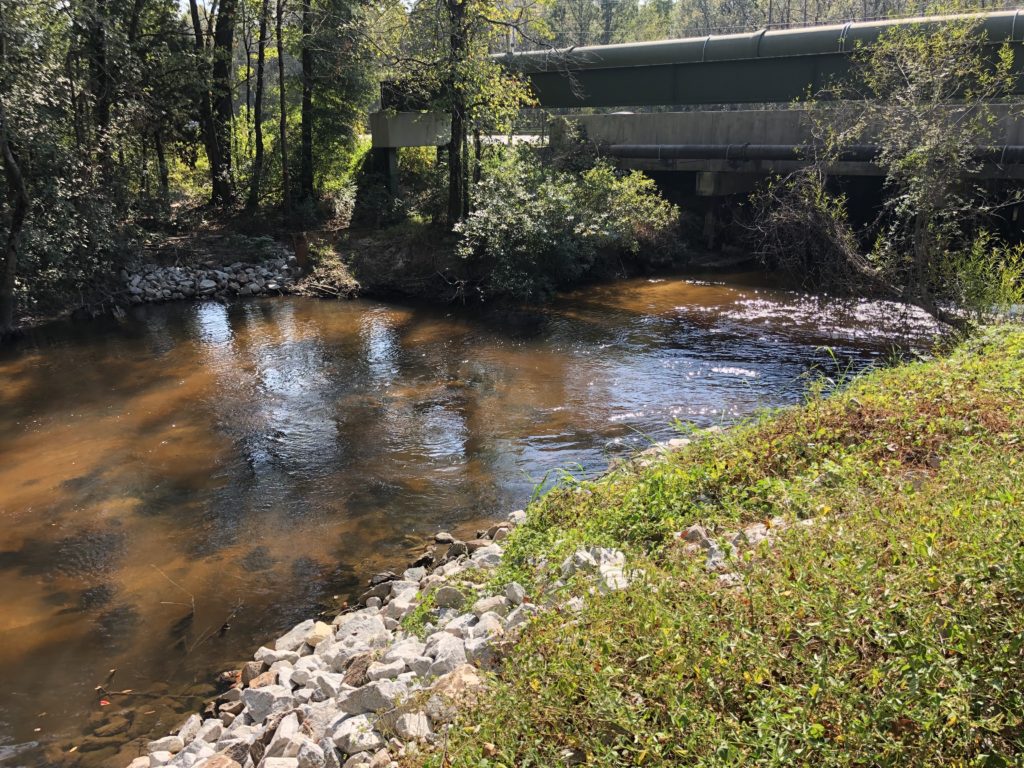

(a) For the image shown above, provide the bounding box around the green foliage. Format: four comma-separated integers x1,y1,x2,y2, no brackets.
431,325,1024,767
1,0,197,316
937,231,1024,320
455,149,679,300
802,19,1022,324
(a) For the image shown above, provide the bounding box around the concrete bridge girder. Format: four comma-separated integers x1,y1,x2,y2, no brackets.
368,11,1024,194
502,11,1024,108
555,107,1024,191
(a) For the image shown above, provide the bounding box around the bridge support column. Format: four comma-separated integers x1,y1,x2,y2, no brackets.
371,147,399,196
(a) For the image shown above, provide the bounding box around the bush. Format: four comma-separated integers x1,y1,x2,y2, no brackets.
456,149,679,301
747,170,868,292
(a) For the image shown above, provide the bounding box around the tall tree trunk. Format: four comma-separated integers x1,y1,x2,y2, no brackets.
0,16,28,338
473,129,482,185
155,131,170,206
189,0,223,206
276,0,292,213
211,0,237,206
248,0,270,210
88,0,112,133
0,104,29,338
299,0,314,202
446,0,467,228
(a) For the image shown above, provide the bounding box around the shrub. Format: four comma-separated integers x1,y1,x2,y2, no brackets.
456,149,679,301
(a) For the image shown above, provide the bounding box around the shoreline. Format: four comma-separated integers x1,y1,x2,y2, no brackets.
120,430,773,768
121,506,543,768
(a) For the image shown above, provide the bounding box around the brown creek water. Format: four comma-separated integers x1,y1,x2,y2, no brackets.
0,274,940,766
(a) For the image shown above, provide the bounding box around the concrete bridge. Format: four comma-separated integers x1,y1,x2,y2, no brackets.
369,10,1024,194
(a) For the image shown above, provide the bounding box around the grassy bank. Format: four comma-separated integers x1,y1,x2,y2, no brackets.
426,326,1024,767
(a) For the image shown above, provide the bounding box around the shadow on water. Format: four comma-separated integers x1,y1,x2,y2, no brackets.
0,273,941,765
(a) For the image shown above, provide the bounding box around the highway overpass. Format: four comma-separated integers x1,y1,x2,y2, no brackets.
369,10,1024,193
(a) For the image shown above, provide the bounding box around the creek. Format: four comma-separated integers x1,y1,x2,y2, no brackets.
0,273,938,765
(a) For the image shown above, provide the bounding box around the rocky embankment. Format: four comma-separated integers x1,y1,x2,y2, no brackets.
123,507,632,768
123,257,298,304
125,434,789,768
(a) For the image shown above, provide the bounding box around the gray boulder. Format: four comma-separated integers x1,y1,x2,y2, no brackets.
242,685,294,723
331,715,384,755
338,680,408,715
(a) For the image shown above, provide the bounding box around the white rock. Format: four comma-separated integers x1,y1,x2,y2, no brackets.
195,719,223,743
384,580,418,596
560,550,597,579
242,685,294,723
467,612,505,640
296,738,326,768
734,522,770,547
339,680,408,715
291,655,326,686
464,636,497,668
332,715,385,755
589,547,626,568
313,671,347,698
366,660,405,681
598,564,630,592
340,754,370,768
426,634,467,676
508,510,527,526
392,712,431,741
275,620,316,651
506,603,539,631
471,596,508,617
129,758,150,768
148,736,185,754
471,545,503,568
383,589,418,621
683,524,711,546
149,752,174,767
266,713,302,758
442,613,477,639
407,656,432,676
432,586,465,609
382,639,426,664
332,614,391,648
403,566,426,582
262,759,300,768
504,582,526,605
178,714,202,745
565,596,585,612
257,647,301,665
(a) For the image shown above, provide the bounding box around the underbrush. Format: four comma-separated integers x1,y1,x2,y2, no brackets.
422,325,1024,767
456,149,681,302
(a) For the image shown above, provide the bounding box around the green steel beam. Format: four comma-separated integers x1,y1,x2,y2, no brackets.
496,11,1024,107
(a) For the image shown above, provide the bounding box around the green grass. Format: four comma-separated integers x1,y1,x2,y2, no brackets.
421,325,1024,768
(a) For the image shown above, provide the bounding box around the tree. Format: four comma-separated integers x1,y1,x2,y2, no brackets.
211,0,238,204
276,0,292,212
300,0,315,201
248,0,271,209
0,37,29,336
752,18,1024,324
397,0,537,227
